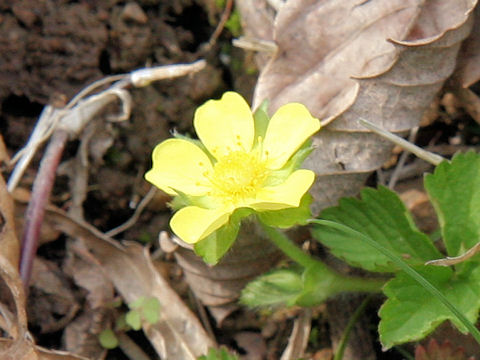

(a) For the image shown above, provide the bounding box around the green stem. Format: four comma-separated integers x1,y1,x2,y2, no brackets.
334,295,372,360
260,222,318,268
310,219,480,346
261,223,384,296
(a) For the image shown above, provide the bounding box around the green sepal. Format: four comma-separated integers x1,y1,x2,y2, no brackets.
257,193,312,228
264,140,314,186
240,267,304,308
172,130,217,164
194,209,253,265
169,189,218,211
253,99,270,145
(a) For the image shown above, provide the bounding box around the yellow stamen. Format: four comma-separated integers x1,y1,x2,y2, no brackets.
208,151,269,205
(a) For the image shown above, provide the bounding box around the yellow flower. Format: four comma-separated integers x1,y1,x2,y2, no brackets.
145,92,320,244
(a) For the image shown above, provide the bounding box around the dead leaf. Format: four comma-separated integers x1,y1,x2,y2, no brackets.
173,220,281,323
248,0,477,213
27,259,79,334
454,5,480,88
41,205,216,359
0,339,88,360
0,172,84,359
0,161,26,344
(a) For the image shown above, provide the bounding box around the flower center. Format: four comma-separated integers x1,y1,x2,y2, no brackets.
209,151,268,205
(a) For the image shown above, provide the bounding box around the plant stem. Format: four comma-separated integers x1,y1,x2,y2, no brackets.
310,219,480,346
261,223,384,296
334,295,372,360
20,129,68,288
259,222,319,268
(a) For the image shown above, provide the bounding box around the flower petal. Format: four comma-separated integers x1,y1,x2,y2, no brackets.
194,92,254,159
170,206,231,244
249,169,315,210
145,139,212,196
263,103,320,169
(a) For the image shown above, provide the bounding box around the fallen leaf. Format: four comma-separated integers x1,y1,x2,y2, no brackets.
249,0,476,213
42,205,216,359
454,5,480,88
173,220,281,324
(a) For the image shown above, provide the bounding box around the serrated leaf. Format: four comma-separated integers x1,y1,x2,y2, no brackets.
379,266,480,349
425,151,480,259
257,193,312,228
312,186,442,272
99,329,119,349
125,309,142,330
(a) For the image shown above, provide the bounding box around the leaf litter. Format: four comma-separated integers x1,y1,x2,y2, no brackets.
2,0,480,359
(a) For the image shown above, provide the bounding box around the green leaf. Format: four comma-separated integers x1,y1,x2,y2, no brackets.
312,186,442,272
240,268,304,307
257,193,312,228
99,329,119,349
198,347,239,360
125,309,142,330
253,100,270,142
129,296,145,309
194,209,252,264
142,297,161,325
379,265,480,349
424,151,480,258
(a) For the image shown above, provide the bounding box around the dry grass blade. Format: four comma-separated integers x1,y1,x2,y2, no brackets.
280,308,312,360
43,206,215,359
426,241,480,266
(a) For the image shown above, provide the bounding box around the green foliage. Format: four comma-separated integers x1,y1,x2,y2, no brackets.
241,268,304,307
379,266,480,349
195,209,252,264
312,186,441,272
99,329,119,349
310,152,480,349
125,296,161,330
424,151,480,259
257,194,312,229
198,347,239,360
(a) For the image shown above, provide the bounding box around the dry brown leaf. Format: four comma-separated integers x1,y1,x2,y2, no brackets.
42,206,215,359
454,5,480,88
28,259,79,334
173,221,281,323
0,339,88,360
249,0,477,213
426,241,480,266
0,160,27,347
